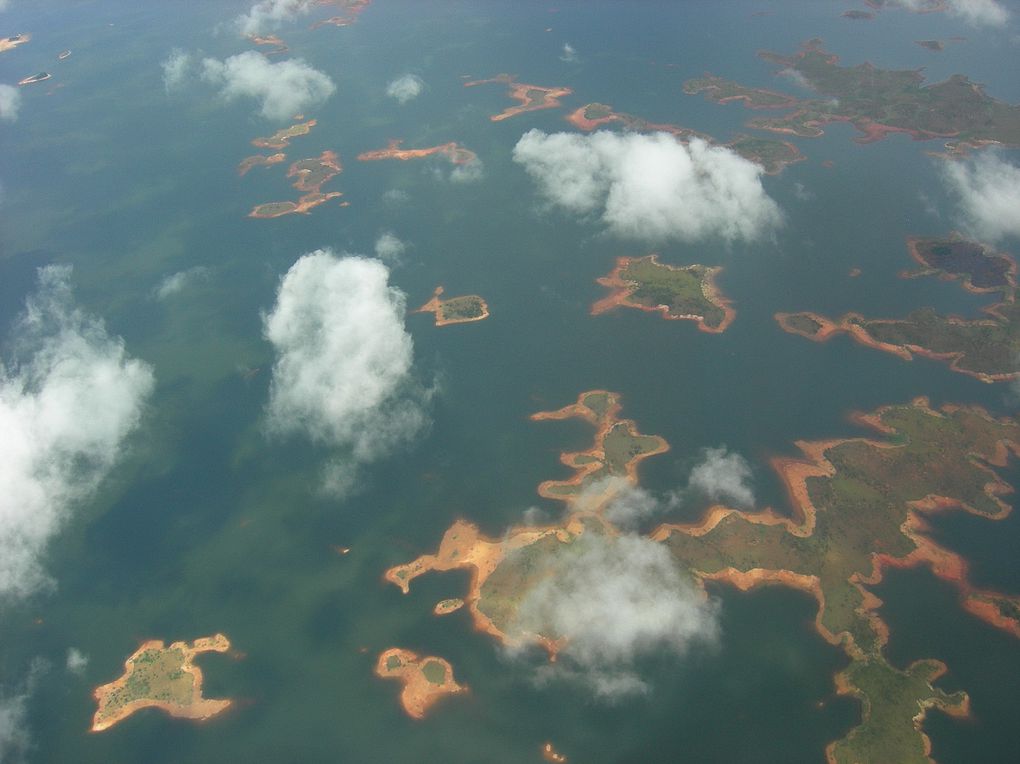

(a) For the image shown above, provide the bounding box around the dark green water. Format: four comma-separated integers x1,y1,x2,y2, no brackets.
1,1,1018,761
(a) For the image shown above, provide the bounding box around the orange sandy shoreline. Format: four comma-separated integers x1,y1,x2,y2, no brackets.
464,74,572,121
357,139,478,165
413,286,490,326
91,634,233,732
591,255,736,333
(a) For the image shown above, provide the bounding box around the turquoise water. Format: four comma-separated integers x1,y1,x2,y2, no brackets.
1,1,1019,761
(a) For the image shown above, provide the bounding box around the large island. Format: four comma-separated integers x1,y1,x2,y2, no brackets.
249,150,345,218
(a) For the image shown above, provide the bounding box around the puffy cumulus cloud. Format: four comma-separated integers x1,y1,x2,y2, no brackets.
0,84,21,122
385,74,424,104
236,0,313,36
153,266,210,300
161,48,192,93
0,267,154,601
513,130,782,243
201,51,335,122
687,446,755,508
65,648,88,675
263,250,429,496
889,0,1009,25
512,533,718,698
942,152,1020,243
373,231,407,263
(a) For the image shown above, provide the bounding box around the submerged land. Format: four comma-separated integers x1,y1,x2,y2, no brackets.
777,236,1020,381
684,39,1020,151
386,389,1020,763
591,254,735,333
91,634,233,732
465,74,573,121
18,71,50,85
375,648,466,719
248,150,344,218
565,102,802,174
414,286,489,326
0,32,30,53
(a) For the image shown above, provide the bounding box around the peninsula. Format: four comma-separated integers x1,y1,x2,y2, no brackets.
357,139,477,165
252,119,316,150
414,286,489,326
565,102,802,174
684,39,1020,150
385,389,1020,762
249,150,344,219
464,74,572,121
375,648,466,719
777,236,1020,381
91,634,233,732
591,255,735,333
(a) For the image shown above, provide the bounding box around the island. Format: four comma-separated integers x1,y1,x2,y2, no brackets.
0,33,30,53
57,50,71,60
542,742,567,762
251,119,316,150
842,10,874,20
310,0,371,29
433,598,464,616
915,40,944,52
385,389,1020,763
591,255,735,333
91,634,233,732
18,71,51,86
777,236,1020,382
249,150,344,219
684,39,1020,150
565,103,802,174
237,152,286,176
464,74,573,122
356,139,478,166
248,34,288,56
414,286,489,326
374,648,466,719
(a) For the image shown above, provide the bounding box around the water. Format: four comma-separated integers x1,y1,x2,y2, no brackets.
1,1,1018,761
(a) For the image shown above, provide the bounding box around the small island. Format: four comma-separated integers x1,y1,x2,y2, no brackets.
542,742,568,763
464,74,572,121
310,0,371,29
249,150,344,219
357,139,477,166
592,255,735,333
237,152,286,176
18,71,51,86
252,119,316,150
777,235,1020,382
414,286,489,326
684,39,1020,150
248,34,288,56
375,648,466,719
916,39,944,52
91,634,233,732
842,10,874,20
57,50,71,60
565,103,802,175
0,33,30,53
433,598,464,616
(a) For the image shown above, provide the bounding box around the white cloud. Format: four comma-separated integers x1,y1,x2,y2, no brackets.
512,533,718,699
153,267,210,300
0,266,154,601
161,48,192,93
385,74,424,104
793,182,814,202
560,43,578,63
449,157,485,184
948,0,1009,26
0,664,43,763
512,130,782,243
373,231,407,263
236,0,313,36
65,648,88,675
263,250,429,496
382,188,409,205
942,152,1020,243
687,447,755,508
0,84,21,122
0,1,9,11
201,51,335,122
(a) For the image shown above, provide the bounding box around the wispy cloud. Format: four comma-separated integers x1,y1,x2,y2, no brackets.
385,74,424,104
263,250,429,496
374,231,408,263
0,267,154,601
0,84,21,122
153,267,210,301
513,130,782,243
